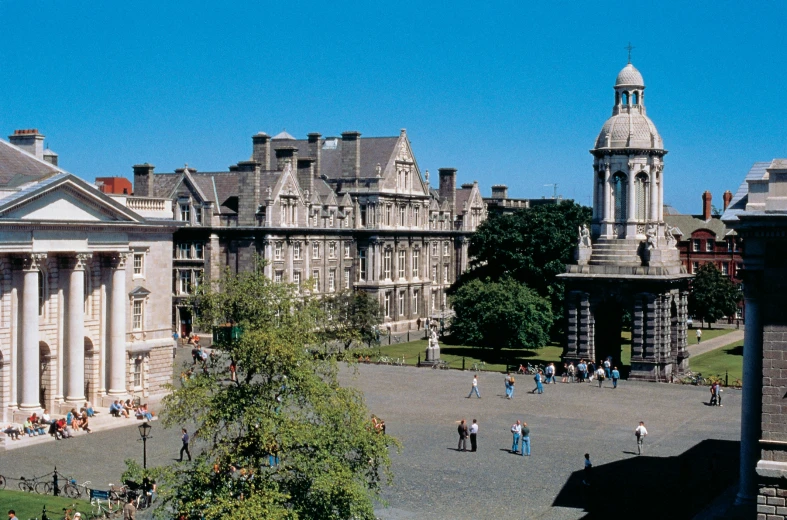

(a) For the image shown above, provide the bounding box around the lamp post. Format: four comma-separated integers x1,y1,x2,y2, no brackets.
138,422,152,469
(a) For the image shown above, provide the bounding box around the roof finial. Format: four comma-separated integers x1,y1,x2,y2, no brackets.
625,42,635,64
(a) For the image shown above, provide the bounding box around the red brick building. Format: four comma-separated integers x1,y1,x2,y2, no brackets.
664,190,744,322
95,176,132,195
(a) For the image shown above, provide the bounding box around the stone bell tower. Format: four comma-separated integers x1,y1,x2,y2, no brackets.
560,61,692,382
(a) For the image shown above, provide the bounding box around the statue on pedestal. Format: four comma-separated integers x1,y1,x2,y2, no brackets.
426,327,441,362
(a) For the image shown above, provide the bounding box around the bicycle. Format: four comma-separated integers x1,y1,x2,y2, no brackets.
64,479,91,499
19,476,48,493
470,361,485,371
439,360,450,370
89,488,118,519
108,483,128,502
62,503,81,520
0,474,6,489
394,357,405,366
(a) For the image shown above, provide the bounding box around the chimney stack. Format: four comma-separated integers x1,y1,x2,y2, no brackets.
43,149,58,166
702,190,712,220
439,168,457,214
274,146,298,171
341,131,361,180
252,132,271,170
723,190,733,211
491,185,508,199
133,163,155,197
307,133,321,178
9,129,45,159
237,161,261,226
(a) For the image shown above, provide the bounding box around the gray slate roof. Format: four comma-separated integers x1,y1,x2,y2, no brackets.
0,139,62,188
664,213,729,239
721,161,770,223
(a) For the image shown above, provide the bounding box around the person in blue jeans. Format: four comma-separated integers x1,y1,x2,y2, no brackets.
611,367,620,388
520,422,531,456
467,375,481,398
504,373,512,399
531,371,544,394
510,420,521,453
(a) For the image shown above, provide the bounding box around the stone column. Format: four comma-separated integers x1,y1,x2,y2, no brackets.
66,253,91,402
649,167,658,222
263,239,273,280
736,270,764,506
20,254,46,409
564,291,579,358
578,293,592,360
631,295,644,361
108,253,128,395
626,166,636,226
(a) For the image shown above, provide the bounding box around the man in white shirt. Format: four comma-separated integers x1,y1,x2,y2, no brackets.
469,419,479,452
467,375,481,399
510,420,521,453
635,421,648,455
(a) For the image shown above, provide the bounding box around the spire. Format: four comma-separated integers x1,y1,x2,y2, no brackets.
625,42,635,64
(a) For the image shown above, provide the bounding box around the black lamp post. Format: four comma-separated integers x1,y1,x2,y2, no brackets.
138,422,152,469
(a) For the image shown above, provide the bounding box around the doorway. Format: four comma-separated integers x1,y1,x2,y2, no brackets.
594,301,624,371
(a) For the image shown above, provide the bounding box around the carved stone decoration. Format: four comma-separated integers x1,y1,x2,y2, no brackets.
396,140,412,162
109,252,129,269
73,253,93,270
23,253,47,271
664,224,678,249
578,224,592,248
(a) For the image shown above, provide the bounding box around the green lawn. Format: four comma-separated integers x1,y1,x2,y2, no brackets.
689,340,744,382
688,327,735,343
373,339,563,372
0,489,90,519
369,327,736,375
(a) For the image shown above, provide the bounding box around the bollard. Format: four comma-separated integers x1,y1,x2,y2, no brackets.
462,357,466,371
725,370,728,387
52,466,59,497
417,354,421,368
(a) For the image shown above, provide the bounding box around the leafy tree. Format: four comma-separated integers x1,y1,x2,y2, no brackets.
320,290,382,350
157,264,395,520
449,277,553,349
453,201,590,335
688,263,742,328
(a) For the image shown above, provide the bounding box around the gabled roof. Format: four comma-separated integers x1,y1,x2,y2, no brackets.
0,139,63,188
663,214,728,239
0,173,145,223
129,286,151,298
721,161,770,223
338,192,353,207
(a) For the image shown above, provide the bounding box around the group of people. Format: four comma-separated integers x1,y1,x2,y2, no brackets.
562,359,621,388
456,419,479,452
109,399,154,421
3,403,97,441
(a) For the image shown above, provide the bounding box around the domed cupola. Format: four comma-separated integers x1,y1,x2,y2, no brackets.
594,62,663,150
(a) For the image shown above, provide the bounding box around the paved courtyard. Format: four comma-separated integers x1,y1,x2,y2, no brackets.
0,353,741,519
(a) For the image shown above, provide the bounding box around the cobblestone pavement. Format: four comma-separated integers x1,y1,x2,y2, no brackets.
0,351,740,520
340,365,741,520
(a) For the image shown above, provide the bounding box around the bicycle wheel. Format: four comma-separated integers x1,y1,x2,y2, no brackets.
18,481,31,492
64,483,80,498
35,481,52,494
0,475,6,489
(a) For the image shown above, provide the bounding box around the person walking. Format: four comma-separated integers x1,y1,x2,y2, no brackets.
696,328,702,344
587,361,596,382
709,383,717,406
178,428,192,462
467,374,481,398
603,358,611,379
511,420,521,453
469,419,479,452
504,372,512,399
568,362,576,383
545,363,555,384
596,365,605,388
457,419,468,452
520,422,531,456
611,366,620,389
716,382,723,407
532,370,544,394
582,453,592,485
509,374,516,399
123,497,136,520
635,421,648,455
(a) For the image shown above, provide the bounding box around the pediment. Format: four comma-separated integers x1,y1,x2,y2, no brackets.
0,175,142,223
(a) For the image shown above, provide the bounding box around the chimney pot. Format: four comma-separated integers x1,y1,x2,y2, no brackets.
723,190,733,211
702,190,712,220
252,132,271,170
9,129,45,159
133,163,156,197
341,132,362,179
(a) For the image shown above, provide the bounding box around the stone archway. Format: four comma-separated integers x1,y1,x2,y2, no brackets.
84,337,96,402
594,300,625,371
39,342,52,409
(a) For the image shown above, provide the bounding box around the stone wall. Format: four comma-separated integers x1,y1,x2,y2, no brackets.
758,484,787,519
147,344,173,397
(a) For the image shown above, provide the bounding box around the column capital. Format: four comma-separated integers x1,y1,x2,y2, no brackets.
109,252,129,269
22,253,47,271
71,253,93,270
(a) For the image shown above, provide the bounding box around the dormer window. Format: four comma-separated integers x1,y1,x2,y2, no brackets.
194,205,202,225
180,203,191,223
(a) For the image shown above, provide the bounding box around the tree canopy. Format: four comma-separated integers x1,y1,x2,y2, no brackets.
451,201,591,338
688,263,742,327
319,290,382,350
449,277,553,349
157,265,395,520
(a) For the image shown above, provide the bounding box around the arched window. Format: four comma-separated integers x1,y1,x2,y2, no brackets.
612,172,627,221
634,173,650,221
632,91,639,105
622,92,629,105
615,92,620,106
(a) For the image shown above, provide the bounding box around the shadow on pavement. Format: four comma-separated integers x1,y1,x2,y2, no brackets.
552,439,740,519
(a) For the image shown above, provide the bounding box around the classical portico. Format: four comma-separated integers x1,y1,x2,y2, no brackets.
560,62,691,381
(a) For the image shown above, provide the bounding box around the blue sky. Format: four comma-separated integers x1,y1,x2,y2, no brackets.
1,1,785,213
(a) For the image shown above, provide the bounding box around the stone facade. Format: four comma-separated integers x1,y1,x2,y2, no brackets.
132,129,487,334
0,132,177,422
559,62,691,381
723,159,787,510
